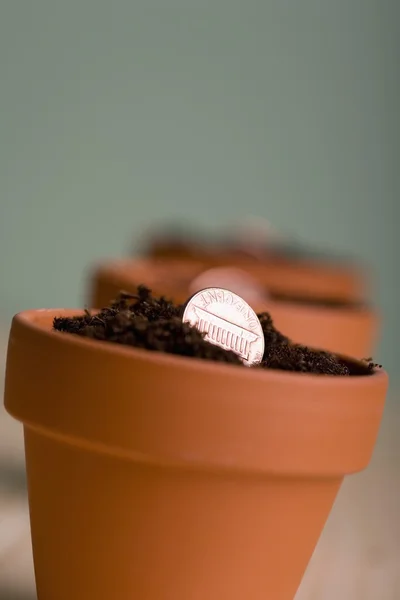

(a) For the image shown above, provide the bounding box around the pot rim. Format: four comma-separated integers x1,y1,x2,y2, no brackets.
93,259,374,319
5,309,388,476
12,308,384,385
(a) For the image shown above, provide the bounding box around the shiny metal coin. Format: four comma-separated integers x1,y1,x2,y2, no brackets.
182,287,265,366
229,215,286,259
188,266,267,305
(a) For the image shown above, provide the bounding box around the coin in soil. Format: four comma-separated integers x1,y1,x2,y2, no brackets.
230,215,286,258
182,287,265,366
188,266,268,305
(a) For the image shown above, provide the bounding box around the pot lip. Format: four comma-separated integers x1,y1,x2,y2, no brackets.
263,298,375,319
11,308,387,386
93,259,375,319
92,256,205,275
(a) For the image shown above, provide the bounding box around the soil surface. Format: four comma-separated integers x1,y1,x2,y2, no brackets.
53,286,379,376
268,292,364,309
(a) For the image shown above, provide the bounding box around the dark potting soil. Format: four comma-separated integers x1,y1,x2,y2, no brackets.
268,292,364,310
53,286,379,376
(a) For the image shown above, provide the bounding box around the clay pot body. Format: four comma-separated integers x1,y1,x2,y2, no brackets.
4,309,387,600
91,259,378,358
92,258,205,307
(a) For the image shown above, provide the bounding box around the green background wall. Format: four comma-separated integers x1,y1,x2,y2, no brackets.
0,1,398,377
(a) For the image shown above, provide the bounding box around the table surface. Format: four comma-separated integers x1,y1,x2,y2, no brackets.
0,332,399,600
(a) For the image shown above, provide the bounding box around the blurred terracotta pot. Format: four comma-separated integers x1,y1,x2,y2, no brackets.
4,309,387,600
146,240,367,303
262,300,377,359
228,259,365,304
90,259,378,359
91,258,204,307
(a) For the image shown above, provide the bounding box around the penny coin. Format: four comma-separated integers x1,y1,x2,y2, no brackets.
230,215,286,259
188,266,267,305
182,287,265,366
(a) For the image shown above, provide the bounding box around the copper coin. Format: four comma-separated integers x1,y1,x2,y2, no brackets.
230,215,286,258
188,266,267,305
182,287,265,366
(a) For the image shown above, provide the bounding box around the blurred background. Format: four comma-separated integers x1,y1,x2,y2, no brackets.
0,1,399,599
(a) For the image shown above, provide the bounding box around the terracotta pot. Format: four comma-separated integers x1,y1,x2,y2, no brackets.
261,300,378,359
91,258,205,307
227,259,366,304
146,242,367,303
4,309,388,600
90,259,378,358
